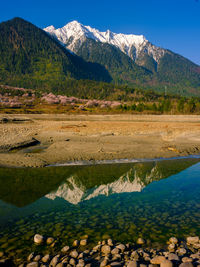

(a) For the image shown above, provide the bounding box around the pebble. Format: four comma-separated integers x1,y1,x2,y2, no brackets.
108,239,114,246
69,257,76,265
100,259,108,267
137,238,145,245
46,237,55,245
186,236,199,245
160,260,173,267
72,240,79,247
110,262,122,266
77,259,85,267
61,256,69,263
41,254,50,263
50,255,60,266
127,260,138,267
33,234,44,244
70,250,78,258
101,245,111,254
33,255,41,262
190,254,200,259
168,243,175,251
78,252,84,259
150,256,166,264
131,251,139,260
168,253,179,261
116,244,126,251
177,248,187,255
61,245,70,253
169,237,178,244
27,252,35,261
80,239,87,246
193,243,200,249
27,262,39,267
179,263,194,267
111,248,120,254
182,257,193,263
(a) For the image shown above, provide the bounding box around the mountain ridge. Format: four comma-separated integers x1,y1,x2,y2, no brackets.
44,20,166,65
0,17,200,96
44,20,200,95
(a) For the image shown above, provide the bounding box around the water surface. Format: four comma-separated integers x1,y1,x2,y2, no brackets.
0,158,200,259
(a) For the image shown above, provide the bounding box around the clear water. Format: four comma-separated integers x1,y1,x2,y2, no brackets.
0,158,200,260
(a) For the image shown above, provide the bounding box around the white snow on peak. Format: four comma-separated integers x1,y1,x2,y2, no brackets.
44,25,56,32
44,20,165,62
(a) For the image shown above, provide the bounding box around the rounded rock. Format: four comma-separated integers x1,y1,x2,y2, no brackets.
179,263,194,267
110,262,122,266
77,259,85,267
80,239,87,246
131,251,139,260
46,237,54,245
33,234,44,245
108,239,114,246
70,250,78,258
61,246,70,253
41,254,50,263
27,263,39,267
168,243,175,251
33,255,41,262
101,245,111,254
137,238,145,245
111,248,120,254
182,257,193,263
177,248,187,256
72,240,79,247
116,244,126,251
50,255,60,267
100,259,108,267
168,253,179,261
69,258,76,265
127,260,138,267
160,260,173,267
186,237,199,245
27,252,35,261
169,237,178,244
150,256,166,265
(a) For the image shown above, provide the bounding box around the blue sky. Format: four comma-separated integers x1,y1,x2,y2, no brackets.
1,0,200,65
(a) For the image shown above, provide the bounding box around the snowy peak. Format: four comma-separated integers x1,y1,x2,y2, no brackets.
44,21,165,63
44,25,56,32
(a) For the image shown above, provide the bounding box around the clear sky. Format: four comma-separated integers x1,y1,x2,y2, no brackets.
1,0,200,65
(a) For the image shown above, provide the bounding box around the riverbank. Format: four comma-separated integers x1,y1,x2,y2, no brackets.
1,114,200,167
1,234,200,266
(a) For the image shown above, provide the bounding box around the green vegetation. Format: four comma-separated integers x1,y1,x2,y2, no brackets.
0,17,111,88
76,38,152,84
0,17,200,103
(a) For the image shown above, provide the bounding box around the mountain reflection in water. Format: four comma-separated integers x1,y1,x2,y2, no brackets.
0,158,199,207
0,157,200,252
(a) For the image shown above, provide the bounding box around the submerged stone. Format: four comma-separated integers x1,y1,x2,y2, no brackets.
33,234,44,244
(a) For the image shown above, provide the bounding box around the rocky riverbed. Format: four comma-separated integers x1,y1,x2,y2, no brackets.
1,234,200,267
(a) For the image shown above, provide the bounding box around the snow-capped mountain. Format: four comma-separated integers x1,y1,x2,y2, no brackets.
44,20,165,64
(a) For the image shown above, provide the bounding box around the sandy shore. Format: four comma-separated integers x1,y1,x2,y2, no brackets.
0,114,200,167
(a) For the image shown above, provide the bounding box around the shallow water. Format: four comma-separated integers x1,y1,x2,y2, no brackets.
0,158,200,259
